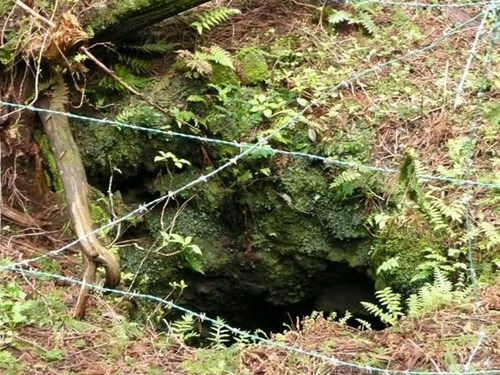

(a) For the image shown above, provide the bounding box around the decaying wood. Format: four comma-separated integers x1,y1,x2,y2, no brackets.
0,204,48,228
37,81,120,319
91,0,211,42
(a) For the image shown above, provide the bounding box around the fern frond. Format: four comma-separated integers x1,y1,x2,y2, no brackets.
118,56,154,74
376,256,400,275
169,314,199,343
362,287,403,326
361,301,381,317
479,221,500,250
330,170,361,188
339,310,352,326
376,287,403,318
205,45,234,69
234,330,253,346
432,268,453,294
406,293,423,316
191,7,241,35
99,65,151,93
428,196,465,224
328,10,352,26
356,12,378,35
355,318,372,331
120,41,174,54
422,201,447,231
177,49,213,75
208,317,231,348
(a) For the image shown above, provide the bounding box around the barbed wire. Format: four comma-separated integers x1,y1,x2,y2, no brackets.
1,2,498,374
1,100,499,189
348,0,492,8
460,1,498,371
3,265,499,375
0,2,493,273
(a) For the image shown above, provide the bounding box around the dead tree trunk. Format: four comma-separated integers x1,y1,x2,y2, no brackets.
91,0,211,42
37,80,120,319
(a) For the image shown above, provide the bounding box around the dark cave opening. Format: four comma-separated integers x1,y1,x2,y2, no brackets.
164,262,385,337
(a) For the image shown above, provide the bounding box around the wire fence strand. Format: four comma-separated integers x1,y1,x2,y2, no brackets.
4,265,499,375
0,5,493,273
1,100,499,189
1,1,498,374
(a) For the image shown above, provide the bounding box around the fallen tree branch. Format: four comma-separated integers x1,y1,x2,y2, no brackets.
0,204,49,228
38,80,120,319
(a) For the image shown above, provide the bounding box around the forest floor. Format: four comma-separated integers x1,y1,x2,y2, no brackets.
1,0,499,374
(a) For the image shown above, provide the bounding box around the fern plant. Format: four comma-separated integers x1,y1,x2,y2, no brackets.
94,41,173,97
327,6,378,35
407,268,469,316
177,45,234,77
191,7,241,35
361,287,404,326
411,247,467,284
207,317,232,349
168,313,200,344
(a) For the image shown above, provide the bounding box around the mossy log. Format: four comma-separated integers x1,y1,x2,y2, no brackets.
91,0,211,42
37,82,120,319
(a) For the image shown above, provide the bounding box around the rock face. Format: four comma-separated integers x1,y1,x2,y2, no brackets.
117,156,376,330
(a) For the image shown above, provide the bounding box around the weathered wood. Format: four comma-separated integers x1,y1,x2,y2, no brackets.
91,0,211,42
37,81,120,319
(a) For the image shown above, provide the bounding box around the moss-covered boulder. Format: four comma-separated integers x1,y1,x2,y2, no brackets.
236,48,269,84
370,212,446,296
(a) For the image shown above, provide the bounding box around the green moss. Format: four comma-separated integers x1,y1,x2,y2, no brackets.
371,214,445,296
236,48,269,84
209,64,240,86
279,160,370,240
33,131,63,192
71,117,171,180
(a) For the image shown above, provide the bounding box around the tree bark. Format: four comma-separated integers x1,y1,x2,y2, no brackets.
37,80,120,319
91,0,211,42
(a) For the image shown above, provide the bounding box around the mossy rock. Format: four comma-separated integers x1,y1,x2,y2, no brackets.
209,64,240,86
236,48,269,84
278,159,370,240
371,213,445,296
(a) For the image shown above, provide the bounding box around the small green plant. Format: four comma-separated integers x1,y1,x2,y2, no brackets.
407,268,469,316
181,346,245,375
206,317,231,349
0,282,35,330
327,4,378,35
361,287,404,326
191,7,241,35
159,232,204,274
177,45,234,77
42,348,65,363
0,350,28,374
410,247,466,284
168,313,200,344
154,151,191,170
248,93,287,119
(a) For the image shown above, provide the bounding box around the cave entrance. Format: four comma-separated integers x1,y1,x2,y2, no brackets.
166,261,384,335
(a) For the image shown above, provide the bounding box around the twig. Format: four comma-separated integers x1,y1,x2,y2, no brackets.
80,47,173,119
